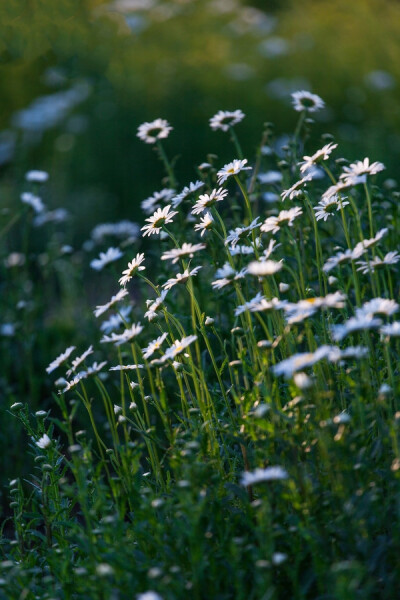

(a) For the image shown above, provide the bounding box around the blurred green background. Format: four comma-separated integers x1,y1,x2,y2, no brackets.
0,0,399,240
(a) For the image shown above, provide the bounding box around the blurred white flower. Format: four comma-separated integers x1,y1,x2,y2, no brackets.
25,170,49,183
209,109,245,132
21,192,45,214
141,188,176,215
94,288,129,318
90,247,123,271
36,433,51,449
161,243,206,263
137,118,172,144
46,346,76,374
241,466,289,486
247,259,283,276
291,90,325,113
171,180,204,208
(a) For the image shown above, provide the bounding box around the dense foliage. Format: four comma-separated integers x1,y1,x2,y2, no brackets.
1,97,400,598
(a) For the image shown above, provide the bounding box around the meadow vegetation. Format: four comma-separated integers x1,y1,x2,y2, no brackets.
1,93,400,598
1,1,400,598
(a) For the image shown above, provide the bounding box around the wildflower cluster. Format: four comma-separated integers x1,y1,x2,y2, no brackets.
2,95,400,600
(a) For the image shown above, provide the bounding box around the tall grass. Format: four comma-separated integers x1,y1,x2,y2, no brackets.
1,97,400,599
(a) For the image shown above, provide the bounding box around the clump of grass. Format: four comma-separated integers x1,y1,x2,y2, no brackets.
1,93,400,599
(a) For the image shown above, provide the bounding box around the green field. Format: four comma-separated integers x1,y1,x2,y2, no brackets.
1,1,400,598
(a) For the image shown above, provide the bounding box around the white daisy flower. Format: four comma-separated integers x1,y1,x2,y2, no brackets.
100,323,144,346
228,239,262,256
191,187,228,215
21,192,45,214
322,180,352,201
66,346,94,377
234,292,265,316
217,159,252,185
261,207,303,233
272,345,335,377
357,298,399,318
141,189,176,215
100,307,131,334
137,118,173,144
162,266,202,290
109,364,144,371
142,332,169,360
322,231,388,274
46,346,76,374
225,217,261,248
90,247,123,271
329,347,369,363
248,297,286,313
299,143,338,174
356,251,400,274
380,322,400,337
25,170,49,183
161,243,206,263
171,181,205,209
339,157,385,185
141,205,178,237
331,315,382,342
247,259,283,276
211,263,247,289
313,195,349,221
209,109,245,132
161,335,198,362
144,290,168,321
323,248,361,273
283,292,346,324
291,90,325,113
194,212,214,236
119,253,146,287
281,174,313,201
355,228,388,251
91,221,140,244
94,288,129,318
263,239,280,259
240,466,288,486
83,361,107,377
61,374,85,394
